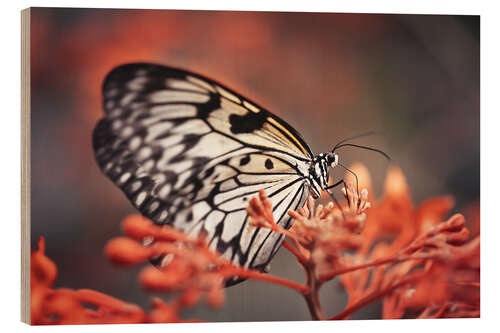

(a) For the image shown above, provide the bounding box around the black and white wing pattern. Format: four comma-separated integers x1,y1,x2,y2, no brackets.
93,63,313,275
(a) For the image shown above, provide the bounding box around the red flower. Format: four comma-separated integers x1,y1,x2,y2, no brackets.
105,215,227,309
337,164,479,319
246,164,479,320
31,238,146,324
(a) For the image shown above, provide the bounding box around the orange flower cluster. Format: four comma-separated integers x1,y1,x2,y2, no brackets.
337,165,479,319
31,237,146,324
105,215,228,309
31,235,220,324
104,214,308,301
248,183,369,275
247,164,479,320
246,184,372,319
30,164,479,323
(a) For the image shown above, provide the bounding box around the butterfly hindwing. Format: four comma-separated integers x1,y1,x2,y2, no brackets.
93,63,312,272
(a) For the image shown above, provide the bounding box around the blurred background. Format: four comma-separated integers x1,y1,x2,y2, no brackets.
30,8,479,321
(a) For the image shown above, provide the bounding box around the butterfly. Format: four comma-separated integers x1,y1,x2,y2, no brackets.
93,63,386,284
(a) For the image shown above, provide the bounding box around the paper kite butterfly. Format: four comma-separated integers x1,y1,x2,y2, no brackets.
92,63,386,283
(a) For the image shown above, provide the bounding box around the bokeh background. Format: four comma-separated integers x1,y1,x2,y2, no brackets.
30,7,479,321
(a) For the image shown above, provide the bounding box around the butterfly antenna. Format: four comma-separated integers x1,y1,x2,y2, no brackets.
334,143,391,161
332,131,385,152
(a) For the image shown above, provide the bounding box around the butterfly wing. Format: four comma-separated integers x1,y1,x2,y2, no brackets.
93,63,313,273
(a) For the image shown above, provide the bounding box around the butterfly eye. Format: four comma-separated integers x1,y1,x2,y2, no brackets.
329,153,339,167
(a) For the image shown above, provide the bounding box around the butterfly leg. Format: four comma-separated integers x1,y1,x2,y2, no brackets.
325,179,351,221
327,171,365,210
326,179,351,207
325,188,348,220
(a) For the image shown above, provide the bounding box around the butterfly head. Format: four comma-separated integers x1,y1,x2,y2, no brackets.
326,152,339,168
308,132,390,199
308,152,339,199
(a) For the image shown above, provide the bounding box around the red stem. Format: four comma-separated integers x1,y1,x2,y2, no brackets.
329,271,427,320
282,240,307,265
319,256,398,281
303,261,326,320
319,252,436,282
220,267,309,294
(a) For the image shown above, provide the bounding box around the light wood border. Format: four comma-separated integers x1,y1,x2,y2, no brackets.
21,7,31,325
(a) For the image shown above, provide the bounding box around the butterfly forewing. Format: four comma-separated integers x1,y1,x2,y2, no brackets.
93,63,313,274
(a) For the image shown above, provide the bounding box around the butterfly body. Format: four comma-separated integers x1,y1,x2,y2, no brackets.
93,63,339,277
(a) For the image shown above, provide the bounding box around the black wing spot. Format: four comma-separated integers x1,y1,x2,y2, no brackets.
265,158,274,170
239,156,250,166
204,167,215,178
229,112,266,134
